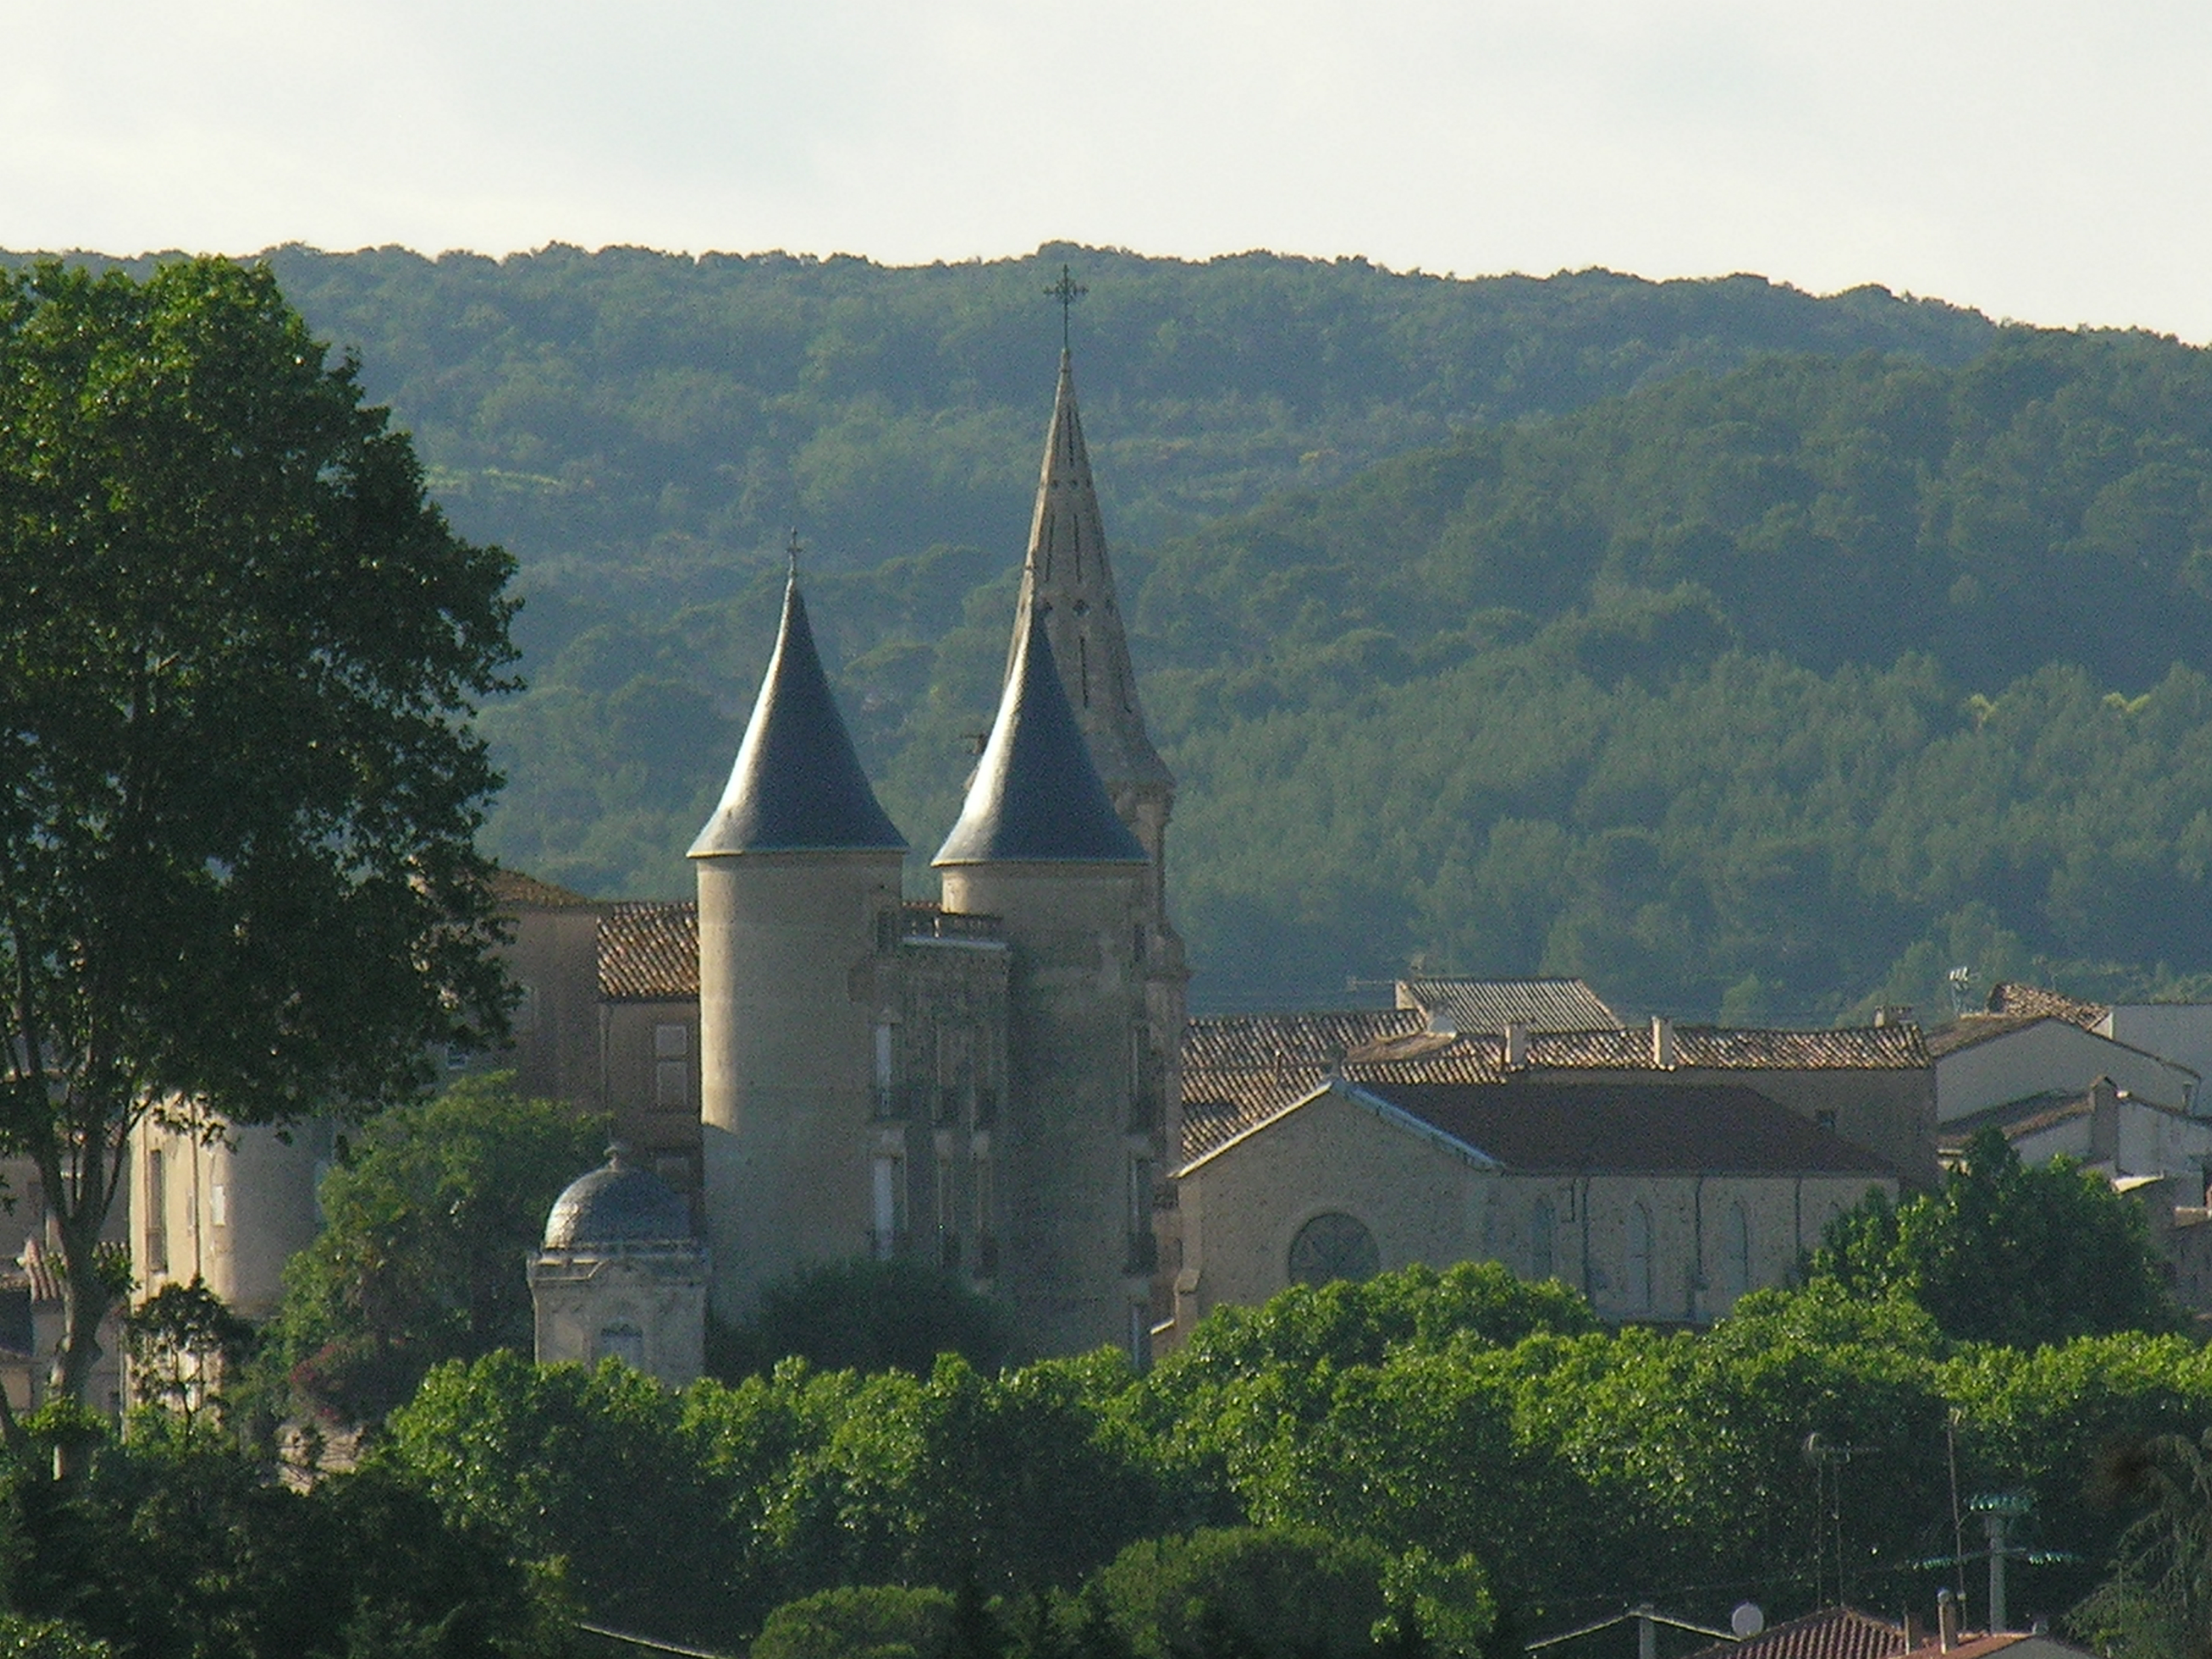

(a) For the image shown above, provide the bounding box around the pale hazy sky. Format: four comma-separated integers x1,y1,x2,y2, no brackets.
8,1,2210,338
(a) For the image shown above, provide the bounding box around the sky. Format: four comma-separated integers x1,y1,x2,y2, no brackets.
9,0,2211,339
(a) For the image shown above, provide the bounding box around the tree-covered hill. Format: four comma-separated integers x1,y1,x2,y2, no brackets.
1149,331,2212,1017
12,242,2200,1020
253,241,1996,588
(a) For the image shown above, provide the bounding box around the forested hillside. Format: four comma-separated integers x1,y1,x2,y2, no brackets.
18,242,2204,1019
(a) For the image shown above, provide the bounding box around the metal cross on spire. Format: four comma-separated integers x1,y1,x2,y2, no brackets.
786,526,802,579
1045,263,1086,352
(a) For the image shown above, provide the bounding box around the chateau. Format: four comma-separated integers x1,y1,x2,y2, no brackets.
686,346,1185,1357
118,344,2012,1391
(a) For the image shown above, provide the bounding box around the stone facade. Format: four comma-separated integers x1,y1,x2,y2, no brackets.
1174,1078,1898,1331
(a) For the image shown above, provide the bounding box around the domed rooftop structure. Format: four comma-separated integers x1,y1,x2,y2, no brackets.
542,1145,693,1251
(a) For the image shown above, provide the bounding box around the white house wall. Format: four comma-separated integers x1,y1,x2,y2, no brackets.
1937,1023,2196,1121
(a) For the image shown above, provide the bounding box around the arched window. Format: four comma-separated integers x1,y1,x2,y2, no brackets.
1722,1202,1753,1300
1530,1197,1556,1282
1288,1212,1380,1286
1624,1202,1654,1311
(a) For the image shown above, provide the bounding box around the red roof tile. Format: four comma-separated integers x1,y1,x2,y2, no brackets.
1683,1607,1904,1659
1986,981,2108,1028
598,901,699,1001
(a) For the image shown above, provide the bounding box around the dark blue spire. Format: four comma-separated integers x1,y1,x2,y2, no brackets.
934,606,1147,867
690,575,906,857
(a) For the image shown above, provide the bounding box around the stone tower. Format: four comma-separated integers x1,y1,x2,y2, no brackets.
690,570,908,1324
1012,350,1188,1291
936,606,1161,1359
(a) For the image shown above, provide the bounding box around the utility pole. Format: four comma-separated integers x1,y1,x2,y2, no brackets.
1917,1491,2071,1635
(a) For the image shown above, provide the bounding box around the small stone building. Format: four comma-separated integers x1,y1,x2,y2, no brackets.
530,1147,708,1388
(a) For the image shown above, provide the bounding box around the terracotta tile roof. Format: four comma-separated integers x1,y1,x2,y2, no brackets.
1396,977,1620,1033
489,869,600,912
1528,1024,1929,1071
1683,1607,1904,1659
1986,981,2107,1028
18,1237,62,1305
1181,1010,1426,1162
1675,1025,1930,1069
1181,1013,1930,1165
1923,1015,2049,1059
1346,1080,1900,1176
598,901,699,1002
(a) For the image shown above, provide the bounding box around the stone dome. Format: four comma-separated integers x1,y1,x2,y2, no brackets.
542,1145,693,1250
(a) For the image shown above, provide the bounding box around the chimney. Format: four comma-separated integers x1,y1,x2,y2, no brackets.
1936,1589,1957,1652
2089,1076,2121,1165
1902,1612,1922,1650
1504,1019,1529,1069
1651,1014,1676,1070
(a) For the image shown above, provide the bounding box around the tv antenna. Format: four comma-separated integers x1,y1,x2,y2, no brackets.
1946,965,1977,1017
1804,1433,1874,1605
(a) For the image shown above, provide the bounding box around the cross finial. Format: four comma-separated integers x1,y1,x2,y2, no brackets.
1045,263,1086,352
786,527,802,580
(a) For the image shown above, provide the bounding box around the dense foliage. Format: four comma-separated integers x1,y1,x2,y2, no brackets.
252,243,1996,575
0,257,517,1402
370,1263,2212,1656
8,239,2056,1018
1805,1126,2189,1347
255,1073,607,1425
0,1427,564,1659
112,243,2207,1023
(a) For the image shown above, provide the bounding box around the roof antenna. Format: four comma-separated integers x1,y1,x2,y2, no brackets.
1045,262,1086,353
786,526,802,581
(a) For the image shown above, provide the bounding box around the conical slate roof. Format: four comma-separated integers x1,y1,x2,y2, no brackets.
1012,350,1174,798
935,606,1147,866
691,574,906,857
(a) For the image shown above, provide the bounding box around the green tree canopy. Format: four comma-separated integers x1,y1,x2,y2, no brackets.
751,1586,954,1659
259,1072,607,1425
0,258,518,1407
1805,1126,2189,1348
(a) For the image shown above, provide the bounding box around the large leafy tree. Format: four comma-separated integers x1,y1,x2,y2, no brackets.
258,1073,605,1426
1805,1126,2189,1348
0,259,518,1412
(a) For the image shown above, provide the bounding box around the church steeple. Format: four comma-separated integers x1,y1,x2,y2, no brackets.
690,569,906,857
1013,349,1174,802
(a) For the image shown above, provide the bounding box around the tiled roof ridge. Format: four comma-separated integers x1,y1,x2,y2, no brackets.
1681,1603,1904,1659
1987,980,2109,1028
598,900,701,1002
